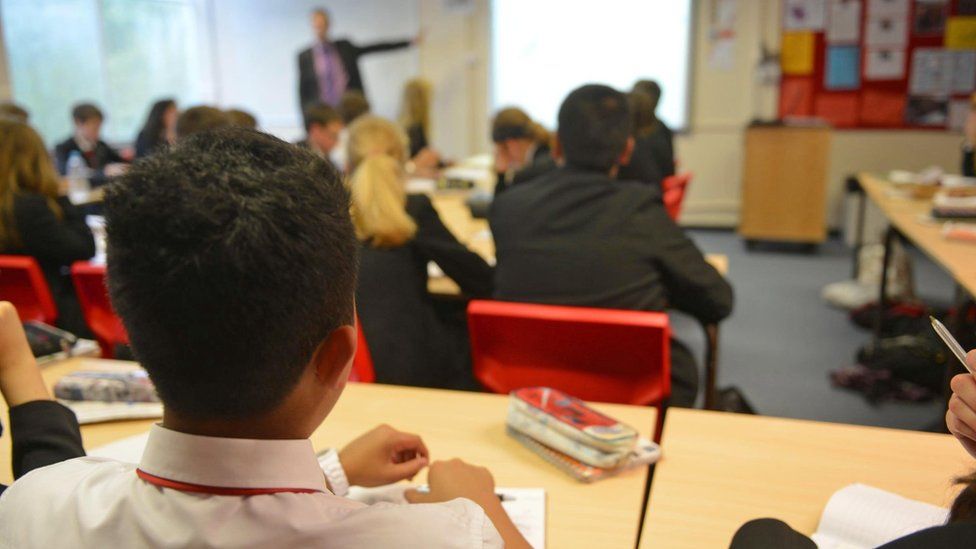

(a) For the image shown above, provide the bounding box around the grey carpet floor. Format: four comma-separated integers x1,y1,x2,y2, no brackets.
673,229,955,431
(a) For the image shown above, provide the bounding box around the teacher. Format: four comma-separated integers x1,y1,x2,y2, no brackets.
298,8,418,111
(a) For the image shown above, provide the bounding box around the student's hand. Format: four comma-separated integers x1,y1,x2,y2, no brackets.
0,302,51,407
403,458,496,508
339,424,429,487
948,351,976,459
412,148,440,172
104,163,128,178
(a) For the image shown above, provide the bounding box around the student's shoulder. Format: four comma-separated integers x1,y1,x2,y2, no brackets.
54,137,76,153
1,457,133,505
333,498,502,548
406,192,435,216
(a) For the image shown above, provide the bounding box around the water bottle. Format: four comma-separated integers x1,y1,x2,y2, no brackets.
65,150,91,199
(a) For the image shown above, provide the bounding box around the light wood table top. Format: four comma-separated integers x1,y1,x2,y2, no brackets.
3,358,657,549
640,409,972,549
428,193,728,296
858,173,976,297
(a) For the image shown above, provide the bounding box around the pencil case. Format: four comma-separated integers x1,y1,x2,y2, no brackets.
54,369,159,403
508,387,638,452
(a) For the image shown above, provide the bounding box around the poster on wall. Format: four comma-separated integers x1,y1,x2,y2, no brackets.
909,48,952,95
826,0,861,43
905,96,948,125
949,99,971,131
781,31,816,74
914,0,948,36
951,50,976,93
784,0,827,30
946,17,976,49
825,46,861,89
708,0,738,70
866,12,909,46
865,47,906,79
867,0,909,16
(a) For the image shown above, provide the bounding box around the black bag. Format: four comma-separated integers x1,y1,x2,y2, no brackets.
856,331,949,392
714,386,757,414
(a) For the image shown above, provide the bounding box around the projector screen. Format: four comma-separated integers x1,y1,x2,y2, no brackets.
491,0,693,131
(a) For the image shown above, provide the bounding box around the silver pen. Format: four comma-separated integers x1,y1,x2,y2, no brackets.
930,316,976,375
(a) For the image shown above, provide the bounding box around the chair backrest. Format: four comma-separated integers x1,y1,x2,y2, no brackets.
467,300,671,406
0,255,57,324
70,261,127,357
350,318,376,383
662,172,693,221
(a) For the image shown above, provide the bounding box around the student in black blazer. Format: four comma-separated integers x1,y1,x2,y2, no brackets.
1,121,96,337
348,116,492,389
632,80,676,178
619,91,666,192
54,103,126,188
297,8,416,111
490,85,733,407
491,107,556,196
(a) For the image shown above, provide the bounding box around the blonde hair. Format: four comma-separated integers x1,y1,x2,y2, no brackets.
347,115,417,247
0,120,62,249
399,78,432,137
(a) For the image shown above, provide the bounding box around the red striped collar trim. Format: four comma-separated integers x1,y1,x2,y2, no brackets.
136,469,323,496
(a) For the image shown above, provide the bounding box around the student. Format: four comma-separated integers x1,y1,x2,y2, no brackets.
0,301,85,496
349,116,492,389
400,78,433,158
631,79,676,177
175,105,232,139
333,90,372,171
491,107,555,196
226,108,258,130
0,127,528,548
134,98,178,159
0,102,29,123
728,352,976,548
54,103,127,187
617,91,665,192
0,120,96,337
490,85,733,407
297,102,344,171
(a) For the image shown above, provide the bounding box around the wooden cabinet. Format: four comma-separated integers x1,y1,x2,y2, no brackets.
738,125,831,244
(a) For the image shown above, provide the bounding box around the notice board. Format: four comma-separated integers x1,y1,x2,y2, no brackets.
779,0,976,130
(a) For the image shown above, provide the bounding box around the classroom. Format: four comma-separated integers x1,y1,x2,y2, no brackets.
1,0,976,547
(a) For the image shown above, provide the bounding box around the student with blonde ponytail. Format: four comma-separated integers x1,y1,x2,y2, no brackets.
348,116,492,389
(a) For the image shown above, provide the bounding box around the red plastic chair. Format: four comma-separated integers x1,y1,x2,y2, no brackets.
349,318,375,383
662,172,692,221
70,261,128,358
467,300,671,439
0,255,58,324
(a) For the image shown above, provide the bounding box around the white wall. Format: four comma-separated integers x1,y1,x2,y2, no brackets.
0,10,10,100
209,0,420,140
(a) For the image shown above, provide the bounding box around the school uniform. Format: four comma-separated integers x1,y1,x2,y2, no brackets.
0,400,84,496
493,145,556,197
356,194,493,389
407,123,428,159
490,166,733,407
54,136,126,188
0,424,502,548
618,134,665,193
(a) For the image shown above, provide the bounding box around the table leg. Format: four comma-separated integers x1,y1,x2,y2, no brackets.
702,323,720,410
849,176,866,279
873,227,898,343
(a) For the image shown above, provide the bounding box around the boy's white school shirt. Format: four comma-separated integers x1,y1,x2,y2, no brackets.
0,424,503,548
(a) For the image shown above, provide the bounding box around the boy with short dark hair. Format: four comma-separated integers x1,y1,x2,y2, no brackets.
299,102,344,169
54,102,127,186
0,127,528,548
490,84,733,407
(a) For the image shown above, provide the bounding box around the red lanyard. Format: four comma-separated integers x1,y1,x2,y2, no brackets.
136,469,322,496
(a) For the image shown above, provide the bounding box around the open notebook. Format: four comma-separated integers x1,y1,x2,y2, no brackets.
92,434,546,549
811,484,949,549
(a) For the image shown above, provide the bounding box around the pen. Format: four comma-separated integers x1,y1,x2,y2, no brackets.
930,316,975,375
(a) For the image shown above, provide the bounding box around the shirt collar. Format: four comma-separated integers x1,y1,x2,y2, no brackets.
138,424,328,493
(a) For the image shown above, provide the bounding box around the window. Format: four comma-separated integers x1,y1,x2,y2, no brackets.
490,0,694,131
1,0,211,145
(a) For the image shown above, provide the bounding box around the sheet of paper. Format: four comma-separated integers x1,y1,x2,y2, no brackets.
859,90,906,126
865,47,906,79
779,77,815,117
914,0,948,35
947,16,976,49
910,48,951,95
811,484,948,549
825,46,861,90
827,0,862,43
866,12,909,46
951,50,976,93
781,31,816,75
784,0,827,30
815,93,860,127
949,99,971,132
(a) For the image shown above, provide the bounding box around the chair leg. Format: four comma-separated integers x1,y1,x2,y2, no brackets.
702,323,720,410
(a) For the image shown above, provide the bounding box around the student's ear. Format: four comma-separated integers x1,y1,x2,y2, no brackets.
618,136,635,166
552,135,564,162
312,324,356,389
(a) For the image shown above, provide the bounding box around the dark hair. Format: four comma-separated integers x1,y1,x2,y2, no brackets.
491,107,549,146
628,92,657,137
338,91,371,124
103,127,358,419
633,80,662,112
951,470,976,523
557,84,632,172
304,103,342,132
136,99,176,155
226,108,258,130
72,103,103,123
176,106,231,139
0,103,29,124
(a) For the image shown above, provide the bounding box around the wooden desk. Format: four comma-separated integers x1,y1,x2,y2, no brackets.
640,409,972,549
858,173,976,298
3,358,657,549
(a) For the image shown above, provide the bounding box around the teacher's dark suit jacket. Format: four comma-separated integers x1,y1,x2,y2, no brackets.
489,165,733,406
356,194,493,390
298,38,411,110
